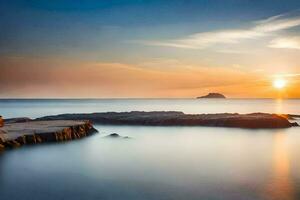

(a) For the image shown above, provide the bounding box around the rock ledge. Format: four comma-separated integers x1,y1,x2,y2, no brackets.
37,111,298,129
0,120,97,151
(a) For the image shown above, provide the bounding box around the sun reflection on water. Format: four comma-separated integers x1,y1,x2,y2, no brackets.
275,99,283,114
264,133,295,200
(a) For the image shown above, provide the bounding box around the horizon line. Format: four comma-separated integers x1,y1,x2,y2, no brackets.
0,97,300,100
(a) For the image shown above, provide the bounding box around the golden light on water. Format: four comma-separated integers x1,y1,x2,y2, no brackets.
273,79,287,89
264,133,295,200
275,98,283,114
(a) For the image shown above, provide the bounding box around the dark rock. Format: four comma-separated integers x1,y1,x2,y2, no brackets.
36,111,297,129
108,133,120,137
106,133,130,139
291,122,299,127
0,116,3,127
197,93,226,99
286,114,300,119
4,117,32,124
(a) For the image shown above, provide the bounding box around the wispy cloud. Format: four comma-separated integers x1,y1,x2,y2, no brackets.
269,36,300,49
136,30,261,49
136,11,300,49
272,73,300,77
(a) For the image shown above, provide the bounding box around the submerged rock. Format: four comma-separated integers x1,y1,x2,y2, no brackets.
37,111,298,129
108,133,120,137
106,133,130,139
197,93,226,99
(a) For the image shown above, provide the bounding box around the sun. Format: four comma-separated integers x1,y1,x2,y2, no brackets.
273,79,286,89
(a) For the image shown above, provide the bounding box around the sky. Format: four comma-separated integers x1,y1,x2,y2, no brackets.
1,0,300,98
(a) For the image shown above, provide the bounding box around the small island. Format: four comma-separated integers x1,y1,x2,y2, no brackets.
197,93,226,99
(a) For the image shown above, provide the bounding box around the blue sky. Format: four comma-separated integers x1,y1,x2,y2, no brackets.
1,0,300,59
1,0,300,97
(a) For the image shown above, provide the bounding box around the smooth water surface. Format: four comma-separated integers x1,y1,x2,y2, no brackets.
0,99,300,200
0,98,300,118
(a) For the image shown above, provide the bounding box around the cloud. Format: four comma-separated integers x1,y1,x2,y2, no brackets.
254,14,300,32
269,36,300,49
135,30,261,49
272,73,300,77
137,11,300,49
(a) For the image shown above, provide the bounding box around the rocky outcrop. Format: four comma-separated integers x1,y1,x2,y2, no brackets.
36,111,298,129
286,114,300,120
4,117,32,124
197,93,226,99
0,120,97,151
0,116,3,127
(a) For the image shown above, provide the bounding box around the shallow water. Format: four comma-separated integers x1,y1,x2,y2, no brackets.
0,99,300,200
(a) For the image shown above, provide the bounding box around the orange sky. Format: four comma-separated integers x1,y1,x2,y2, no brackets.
1,2,300,98
1,56,299,98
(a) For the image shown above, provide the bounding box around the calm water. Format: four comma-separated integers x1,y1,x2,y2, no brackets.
0,99,300,200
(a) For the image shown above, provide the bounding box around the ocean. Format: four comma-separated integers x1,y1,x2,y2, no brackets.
0,99,300,200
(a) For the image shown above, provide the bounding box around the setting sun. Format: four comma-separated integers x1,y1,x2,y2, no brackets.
273,79,287,89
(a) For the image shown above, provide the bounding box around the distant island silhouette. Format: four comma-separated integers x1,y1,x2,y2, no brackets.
197,93,226,99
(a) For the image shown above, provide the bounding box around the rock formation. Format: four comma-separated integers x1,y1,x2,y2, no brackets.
0,120,97,151
4,117,32,124
286,114,300,120
197,93,226,98
36,111,298,129
0,116,3,127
